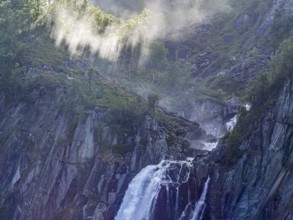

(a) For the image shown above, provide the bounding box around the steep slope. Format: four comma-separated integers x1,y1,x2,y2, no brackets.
207,73,293,220
2,0,293,219
199,1,293,219
0,59,205,220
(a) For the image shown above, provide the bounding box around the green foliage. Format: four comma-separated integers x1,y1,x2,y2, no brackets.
165,59,195,89
283,161,293,172
25,0,43,22
102,108,142,155
65,118,78,143
225,108,252,146
118,8,150,37
271,36,293,82
59,79,95,118
224,35,293,162
221,140,243,165
148,41,169,70
246,73,270,106
0,0,47,99
0,1,26,67
246,35,293,106
112,144,134,154
0,126,13,145
147,93,160,114
46,0,118,35
47,0,151,39
91,7,117,33
30,38,68,66
271,10,292,43
247,47,260,60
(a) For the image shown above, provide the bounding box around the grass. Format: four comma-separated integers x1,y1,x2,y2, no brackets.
30,36,68,67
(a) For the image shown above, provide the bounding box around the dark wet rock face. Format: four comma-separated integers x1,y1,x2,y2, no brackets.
2,1,293,220
151,163,197,220
0,86,205,220
206,74,293,220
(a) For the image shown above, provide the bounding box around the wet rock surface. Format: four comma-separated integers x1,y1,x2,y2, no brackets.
206,74,293,220
0,86,205,220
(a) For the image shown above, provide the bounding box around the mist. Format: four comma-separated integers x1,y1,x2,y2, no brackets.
48,0,230,62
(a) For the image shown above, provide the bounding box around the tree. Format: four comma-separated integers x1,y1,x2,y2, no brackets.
271,10,292,42
147,94,160,114
25,0,42,22
0,1,27,95
246,36,293,107
247,73,269,105
148,41,169,71
271,36,293,82
0,1,26,68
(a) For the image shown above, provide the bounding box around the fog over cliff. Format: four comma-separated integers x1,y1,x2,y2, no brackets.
49,0,230,62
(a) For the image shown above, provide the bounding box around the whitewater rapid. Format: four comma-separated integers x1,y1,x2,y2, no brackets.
115,160,210,220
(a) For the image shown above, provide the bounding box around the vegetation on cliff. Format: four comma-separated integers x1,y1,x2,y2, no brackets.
1,0,293,161
224,35,293,163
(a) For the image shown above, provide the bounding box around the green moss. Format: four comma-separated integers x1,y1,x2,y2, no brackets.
271,10,293,45
0,127,12,145
65,118,79,142
30,36,68,67
222,36,293,165
283,161,293,172
112,144,134,154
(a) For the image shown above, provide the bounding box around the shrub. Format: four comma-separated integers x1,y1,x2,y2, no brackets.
112,144,134,154
224,36,293,164
147,93,160,114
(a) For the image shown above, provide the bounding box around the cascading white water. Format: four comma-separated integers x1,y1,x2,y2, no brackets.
245,103,251,111
115,160,193,220
191,176,210,220
203,141,218,151
226,114,238,132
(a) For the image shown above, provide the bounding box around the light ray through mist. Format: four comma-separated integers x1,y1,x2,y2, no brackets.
48,0,230,62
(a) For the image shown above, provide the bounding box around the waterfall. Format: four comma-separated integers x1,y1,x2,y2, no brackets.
191,176,210,220
226,114,237,132
115,160,194,220
245,103,251,111
203,141,218,151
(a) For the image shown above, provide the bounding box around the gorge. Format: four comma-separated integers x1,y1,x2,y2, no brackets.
1,0,293,219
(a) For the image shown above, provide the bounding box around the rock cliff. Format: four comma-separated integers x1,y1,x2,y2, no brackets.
2,0,293,219
206,73,293,220
0,83,204,219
